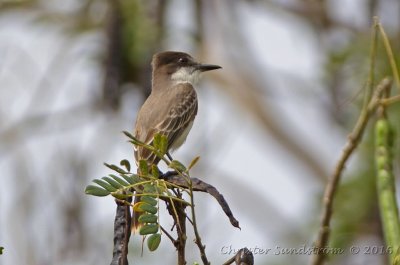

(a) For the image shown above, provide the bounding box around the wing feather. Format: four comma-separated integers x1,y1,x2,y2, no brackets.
134,83,198,165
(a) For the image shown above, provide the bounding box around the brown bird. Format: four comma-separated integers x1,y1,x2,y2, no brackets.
132,51,221,229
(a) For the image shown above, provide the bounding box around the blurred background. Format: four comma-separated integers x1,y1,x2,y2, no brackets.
1,0,400,264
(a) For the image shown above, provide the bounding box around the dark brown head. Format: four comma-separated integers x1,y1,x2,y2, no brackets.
151,51,221,85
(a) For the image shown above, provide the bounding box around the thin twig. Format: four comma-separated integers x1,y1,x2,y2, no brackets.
163,167,211,265
166,193,187,265
380,95,400,106
312,78,392,265
160,225,176,245
376,17,400,91
362,17,378,109
187,176,210,265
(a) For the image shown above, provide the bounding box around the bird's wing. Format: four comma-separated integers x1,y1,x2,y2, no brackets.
158,84,198,150
134,83,198,165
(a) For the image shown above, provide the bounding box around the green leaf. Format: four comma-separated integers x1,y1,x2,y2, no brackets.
147,233,161,251
169,160,186,172
187,156,200,171
85,185,110,196
120,159,131,172
128,140,138,146
121,174,140,185
153,133,161,149
159,135,168,155
130,174,143,184
138,213,158,223
104,163,128,174
92,179,117,192
109,174,130,186
133,201,147,213
123,131,142,145
139,203,158,214
156,185,167,194
0,246,3,255
139,160,149,175
139,224,158,235
151,165,160,179
112,192,132,200
143,184,157,193
141,196,157,206
102,176,123,189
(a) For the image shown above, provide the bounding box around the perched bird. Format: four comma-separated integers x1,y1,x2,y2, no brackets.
132,51,221,228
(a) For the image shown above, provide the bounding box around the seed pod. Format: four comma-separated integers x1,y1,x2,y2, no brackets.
376,156,387,170
375,119,389,146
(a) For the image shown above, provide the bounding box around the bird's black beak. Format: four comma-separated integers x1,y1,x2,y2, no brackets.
196,63,222,72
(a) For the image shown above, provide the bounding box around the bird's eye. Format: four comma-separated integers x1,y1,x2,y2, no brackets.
178,57,188,63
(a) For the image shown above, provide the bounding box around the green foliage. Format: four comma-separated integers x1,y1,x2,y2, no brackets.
137,201,157,215
104,163,128,174
85,132,200,253
141,196,157,206
187,156,200,172
109,174,130,186
120,159,131,172
86,175,131,196
151,165,160,178
85,185,110,197
139,224,159,235
92,179,117,192
153,133,168,156
147,234,161,252
138,214,158,223
169,160,187,173
139,160,149,175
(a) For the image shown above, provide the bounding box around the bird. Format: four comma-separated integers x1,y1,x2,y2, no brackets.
132,51,221,229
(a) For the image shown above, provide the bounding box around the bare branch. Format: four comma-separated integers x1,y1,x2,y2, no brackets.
162,171,240,229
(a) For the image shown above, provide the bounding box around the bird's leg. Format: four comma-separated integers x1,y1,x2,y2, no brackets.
167,152,173,161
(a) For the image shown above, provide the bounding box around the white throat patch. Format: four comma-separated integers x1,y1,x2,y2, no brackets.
171,67,201,85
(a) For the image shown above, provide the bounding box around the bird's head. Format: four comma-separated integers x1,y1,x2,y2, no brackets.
151,51,221,85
